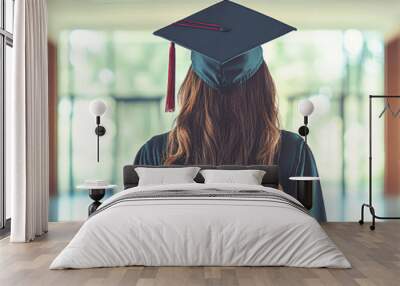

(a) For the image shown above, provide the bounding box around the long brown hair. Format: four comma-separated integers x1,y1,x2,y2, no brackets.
165,61,280,165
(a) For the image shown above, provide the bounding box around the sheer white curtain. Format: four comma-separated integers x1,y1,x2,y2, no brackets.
9,0,49,242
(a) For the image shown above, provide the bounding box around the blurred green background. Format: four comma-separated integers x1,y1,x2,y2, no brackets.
48,0,399,222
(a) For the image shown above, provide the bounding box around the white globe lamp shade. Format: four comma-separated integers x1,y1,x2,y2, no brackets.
89,100,107,117
298,99,314,116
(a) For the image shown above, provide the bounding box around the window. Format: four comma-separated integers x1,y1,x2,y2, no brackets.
0,0,14,232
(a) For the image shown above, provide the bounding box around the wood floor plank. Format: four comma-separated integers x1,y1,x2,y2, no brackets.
0,222,399,286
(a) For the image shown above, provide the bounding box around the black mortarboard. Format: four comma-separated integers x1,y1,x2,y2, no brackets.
154,0,296,112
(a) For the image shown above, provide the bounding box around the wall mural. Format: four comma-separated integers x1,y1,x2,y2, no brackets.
51,28,384,222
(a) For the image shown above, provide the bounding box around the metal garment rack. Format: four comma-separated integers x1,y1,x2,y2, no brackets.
359,95,400,230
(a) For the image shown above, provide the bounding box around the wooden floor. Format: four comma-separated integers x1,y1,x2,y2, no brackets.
0,222,399,286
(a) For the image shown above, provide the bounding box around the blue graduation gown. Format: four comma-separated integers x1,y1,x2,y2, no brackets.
134,130,327,222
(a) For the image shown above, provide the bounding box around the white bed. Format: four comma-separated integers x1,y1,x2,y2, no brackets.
50,183,350,269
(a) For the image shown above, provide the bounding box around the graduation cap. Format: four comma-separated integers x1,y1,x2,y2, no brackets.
154,0,296,112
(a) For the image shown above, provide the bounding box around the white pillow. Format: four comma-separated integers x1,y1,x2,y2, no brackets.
135,167,201,186
200,169,266,185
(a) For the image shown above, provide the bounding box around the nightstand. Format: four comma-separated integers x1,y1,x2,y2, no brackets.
289,177,320,210
77,185,117,216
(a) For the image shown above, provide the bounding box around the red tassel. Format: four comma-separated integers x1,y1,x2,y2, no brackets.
165,42,176,112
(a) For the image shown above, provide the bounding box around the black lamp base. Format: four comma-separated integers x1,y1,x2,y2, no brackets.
95,126,106,136
94,125,106,162
298,126,309,137
88,189,105,216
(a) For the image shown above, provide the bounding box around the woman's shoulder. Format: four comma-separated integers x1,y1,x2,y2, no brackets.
144,132,169,149
134,132,169,165
280,129,304,146
278,130,307,157
275,130,306,172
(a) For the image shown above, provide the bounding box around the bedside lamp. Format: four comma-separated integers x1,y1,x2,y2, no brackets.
89,100,107,162
290,98,319,210
298,99,314,144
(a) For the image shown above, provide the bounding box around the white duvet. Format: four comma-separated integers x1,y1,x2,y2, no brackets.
50,183,350,269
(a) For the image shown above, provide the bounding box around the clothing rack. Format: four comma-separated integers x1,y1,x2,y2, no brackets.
359,95,400,230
